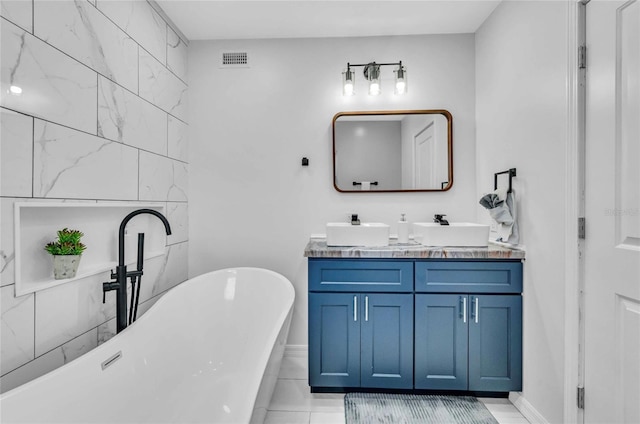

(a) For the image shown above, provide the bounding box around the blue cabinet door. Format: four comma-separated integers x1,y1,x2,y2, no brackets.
468,295,522,391
309,293,360,387
414,294,468,390
360,294,414,389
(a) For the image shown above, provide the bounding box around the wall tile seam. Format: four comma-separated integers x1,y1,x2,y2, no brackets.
89,0,192,84
96,76,180,127
165,112,169,157
139,148,189,165
88,1,168,69
2,18,188,124
2,105,179,162
98,133,175,161
0,196,189,204
167,239,189,247
0,324,98,379
137,37,190,86
166,64,188,87
136,149,141,201
0,12,31,35
164,156,189,165
168,113,189,126
30,111,34,198
0,197,100,204
138,50,190,114
162,22,188,86
147,0,189,48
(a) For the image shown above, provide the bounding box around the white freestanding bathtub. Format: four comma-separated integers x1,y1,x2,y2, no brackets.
0,268,295,424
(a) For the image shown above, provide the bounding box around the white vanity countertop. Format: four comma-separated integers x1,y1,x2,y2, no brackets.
304,239,525,259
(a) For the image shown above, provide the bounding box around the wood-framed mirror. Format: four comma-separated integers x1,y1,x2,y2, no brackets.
332,110,453,193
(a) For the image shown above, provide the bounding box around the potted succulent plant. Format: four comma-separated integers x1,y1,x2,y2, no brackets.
44,228,87,279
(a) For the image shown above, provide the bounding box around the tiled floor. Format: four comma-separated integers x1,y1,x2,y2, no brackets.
265,354,530,424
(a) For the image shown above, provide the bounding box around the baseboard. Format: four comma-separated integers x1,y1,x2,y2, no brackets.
284,344,308,358
509,392,549,424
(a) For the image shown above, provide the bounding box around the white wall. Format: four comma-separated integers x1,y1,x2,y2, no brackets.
475,2,569,422
189,34,476,345
0,0,189,392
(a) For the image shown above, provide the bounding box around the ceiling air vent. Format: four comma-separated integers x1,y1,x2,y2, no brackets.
221,51,249,68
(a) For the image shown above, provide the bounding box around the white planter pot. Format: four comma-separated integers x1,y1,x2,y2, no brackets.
52,255,81,279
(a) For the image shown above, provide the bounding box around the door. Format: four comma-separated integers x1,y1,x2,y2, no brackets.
360,294,413,389
414,294,468,390
413,120,436,189
308,293,360,388
468,295,522,392
584,1,640,421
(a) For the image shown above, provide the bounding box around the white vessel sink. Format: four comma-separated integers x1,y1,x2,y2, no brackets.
413,222,490,247
326,223,390,247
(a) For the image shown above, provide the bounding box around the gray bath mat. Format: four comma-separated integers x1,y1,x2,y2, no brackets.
344,393,498,424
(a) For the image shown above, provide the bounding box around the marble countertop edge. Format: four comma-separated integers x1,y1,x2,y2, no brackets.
304,238,525,259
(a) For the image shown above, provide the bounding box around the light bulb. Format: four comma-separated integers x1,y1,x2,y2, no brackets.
344,81,354,96
395,79,406,95
365,63,381,96
9,85,22,95
369,81,381,96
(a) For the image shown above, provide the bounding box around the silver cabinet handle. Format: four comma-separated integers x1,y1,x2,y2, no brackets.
354,296,357,322
365,296,369,322
474,297,479,324
463,296,467,323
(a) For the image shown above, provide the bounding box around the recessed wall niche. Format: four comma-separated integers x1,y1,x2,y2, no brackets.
14,202,168,296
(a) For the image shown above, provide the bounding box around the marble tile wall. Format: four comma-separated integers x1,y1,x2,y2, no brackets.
0,0,189,393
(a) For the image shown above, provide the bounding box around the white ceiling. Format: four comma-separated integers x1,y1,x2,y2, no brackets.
156,1,501,41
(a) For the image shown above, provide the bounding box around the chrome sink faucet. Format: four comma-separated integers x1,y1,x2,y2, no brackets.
433,214,450,226
103,209,171,333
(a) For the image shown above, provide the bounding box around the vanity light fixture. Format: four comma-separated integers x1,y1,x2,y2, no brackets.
342,61,407,96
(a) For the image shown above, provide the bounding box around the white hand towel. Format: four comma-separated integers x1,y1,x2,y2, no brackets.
361,181,371,191
497,190,519,244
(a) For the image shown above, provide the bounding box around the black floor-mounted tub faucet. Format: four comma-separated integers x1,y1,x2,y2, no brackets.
103,209,172,333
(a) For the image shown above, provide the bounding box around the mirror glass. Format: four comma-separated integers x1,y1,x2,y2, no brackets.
333,110,453,192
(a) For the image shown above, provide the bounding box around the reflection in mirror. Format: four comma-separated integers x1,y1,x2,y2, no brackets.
332,110,453,192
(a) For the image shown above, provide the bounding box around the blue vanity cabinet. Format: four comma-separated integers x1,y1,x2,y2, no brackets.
414,260,523,392
308,259,414,389
308,257,523,393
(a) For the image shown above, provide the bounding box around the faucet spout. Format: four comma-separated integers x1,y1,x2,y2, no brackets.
433,214,450,226
118,209,172,267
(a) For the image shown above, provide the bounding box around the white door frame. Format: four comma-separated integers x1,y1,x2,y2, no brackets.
563,1,586,423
